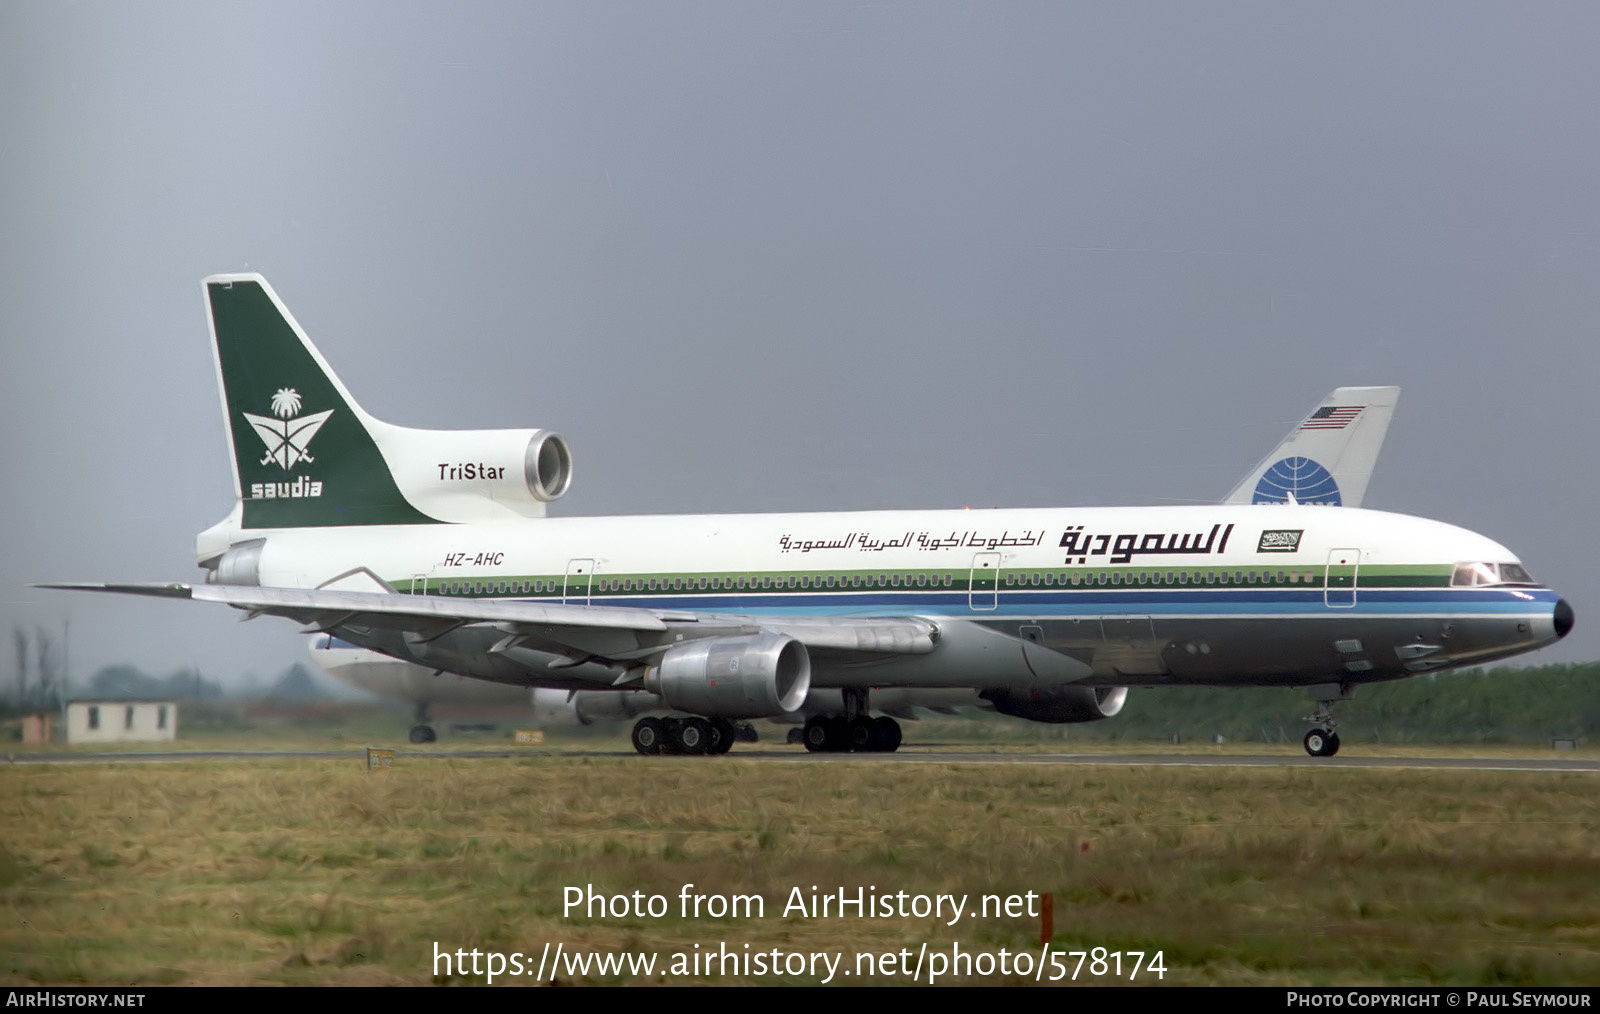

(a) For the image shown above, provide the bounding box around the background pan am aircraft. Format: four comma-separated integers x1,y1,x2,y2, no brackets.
46,276,1571,757
308,384,1402,746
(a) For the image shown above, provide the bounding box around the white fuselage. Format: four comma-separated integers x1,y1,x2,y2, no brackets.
219,502,1564,693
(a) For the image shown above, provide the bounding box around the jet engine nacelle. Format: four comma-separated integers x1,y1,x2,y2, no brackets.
979,685,1128,724
207,538,265,586
645,633,811,719
377,427,574,521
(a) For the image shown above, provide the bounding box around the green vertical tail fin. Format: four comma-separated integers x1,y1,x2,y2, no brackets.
205,274,439,528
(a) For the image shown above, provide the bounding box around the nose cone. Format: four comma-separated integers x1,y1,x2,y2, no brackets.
1554,598,1575,640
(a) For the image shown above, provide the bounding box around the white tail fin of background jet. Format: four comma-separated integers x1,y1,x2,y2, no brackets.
1223,386,1400,507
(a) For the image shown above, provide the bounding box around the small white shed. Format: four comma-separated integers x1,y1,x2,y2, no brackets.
66,700,178,744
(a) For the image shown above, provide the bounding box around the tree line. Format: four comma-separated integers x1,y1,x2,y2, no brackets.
1063,661,1600,744
0,624,334,714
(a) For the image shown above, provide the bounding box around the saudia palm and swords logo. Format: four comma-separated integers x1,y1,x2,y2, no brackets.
242,388,332,499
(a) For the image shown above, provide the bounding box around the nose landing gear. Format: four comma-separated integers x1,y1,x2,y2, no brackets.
1303,727,1340,757
1302,686,1348,757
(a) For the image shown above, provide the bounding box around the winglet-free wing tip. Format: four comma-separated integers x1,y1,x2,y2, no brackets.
35,582,195,599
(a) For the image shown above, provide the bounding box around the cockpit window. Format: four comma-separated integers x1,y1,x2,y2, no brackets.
1452,562,1499,587
1497,562,1537,585
1451,562,1538,587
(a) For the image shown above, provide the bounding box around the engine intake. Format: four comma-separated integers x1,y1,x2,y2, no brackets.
980,685,1128,724
646,633,811,718
524,430,573,502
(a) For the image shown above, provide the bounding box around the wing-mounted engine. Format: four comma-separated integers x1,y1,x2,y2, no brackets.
371,425,573,522
980,685,1128,724
645,632,812,718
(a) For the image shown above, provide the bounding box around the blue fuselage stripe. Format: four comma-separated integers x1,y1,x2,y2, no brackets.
498,587,1559,618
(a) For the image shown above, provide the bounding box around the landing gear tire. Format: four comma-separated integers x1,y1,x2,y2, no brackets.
408,725,436,744
632,717,666,755
803,715,847,752
786,728,804,745
707,718,736,755
848,717,876,751
803,716,831,752
872,716,902,753
675,717,711,755
1304,729,1340,757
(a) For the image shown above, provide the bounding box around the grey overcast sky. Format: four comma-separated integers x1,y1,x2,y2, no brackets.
2,2,1596,688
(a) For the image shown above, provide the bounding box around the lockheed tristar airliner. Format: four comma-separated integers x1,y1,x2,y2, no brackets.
307,384,1407,745
47,276,1573,757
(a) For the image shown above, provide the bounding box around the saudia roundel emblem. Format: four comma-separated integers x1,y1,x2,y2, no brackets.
1252,457,1341,505
242,387,334,471
241,387,333,500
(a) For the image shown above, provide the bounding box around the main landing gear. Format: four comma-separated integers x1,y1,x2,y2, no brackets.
801,687,902,753
630,716,739,756
801,714,902,753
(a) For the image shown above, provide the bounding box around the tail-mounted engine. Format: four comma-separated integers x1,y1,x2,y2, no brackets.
205,538,265,586
375,426,574,522
645,632,812,719
980,685,1128,724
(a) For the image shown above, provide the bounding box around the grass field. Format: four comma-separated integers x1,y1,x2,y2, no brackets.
2,747,1597,986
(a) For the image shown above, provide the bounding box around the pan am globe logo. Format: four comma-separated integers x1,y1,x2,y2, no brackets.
242,387,332,499
1252,457,1341,505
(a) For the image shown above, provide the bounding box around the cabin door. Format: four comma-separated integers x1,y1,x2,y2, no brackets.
1324,549,1360,608
564,558,595,605
969,552,1001,611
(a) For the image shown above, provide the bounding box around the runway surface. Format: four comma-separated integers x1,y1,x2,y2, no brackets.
6,748,1596,772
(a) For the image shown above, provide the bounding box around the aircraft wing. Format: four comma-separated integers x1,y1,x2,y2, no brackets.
39,584,938,671
1222,385,1399,507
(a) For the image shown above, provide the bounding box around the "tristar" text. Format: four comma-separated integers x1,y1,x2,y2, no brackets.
438,463,506,480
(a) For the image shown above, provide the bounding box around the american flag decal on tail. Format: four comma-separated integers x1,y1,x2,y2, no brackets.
1300,406,1363,431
